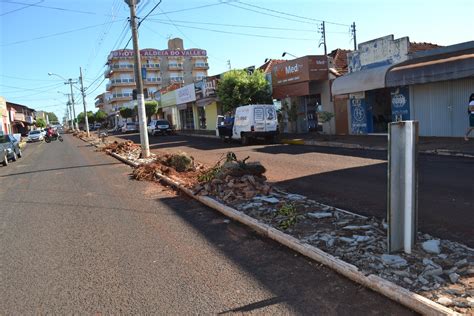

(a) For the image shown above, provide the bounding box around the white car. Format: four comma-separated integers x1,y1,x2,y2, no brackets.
27,130,44,142
121,122,139,133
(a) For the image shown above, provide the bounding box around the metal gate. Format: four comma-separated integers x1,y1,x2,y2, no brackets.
412,78,474,137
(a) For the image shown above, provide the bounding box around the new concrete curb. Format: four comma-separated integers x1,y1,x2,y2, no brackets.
178,132,474,158
103,148,459,316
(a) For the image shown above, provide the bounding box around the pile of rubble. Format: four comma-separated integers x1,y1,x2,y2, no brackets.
132,152,204,186
193,153,272,203
101,140,141,160
72,131,88,138
228,189,473,313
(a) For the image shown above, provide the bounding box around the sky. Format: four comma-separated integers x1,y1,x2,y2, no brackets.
1,0,473,120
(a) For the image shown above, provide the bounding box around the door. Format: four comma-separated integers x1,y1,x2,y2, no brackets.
334,96,349,134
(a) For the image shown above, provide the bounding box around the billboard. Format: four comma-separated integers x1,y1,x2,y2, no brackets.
271,56,328,86
109,48,207,59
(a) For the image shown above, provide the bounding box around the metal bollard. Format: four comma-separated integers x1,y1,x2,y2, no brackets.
387,121,419,254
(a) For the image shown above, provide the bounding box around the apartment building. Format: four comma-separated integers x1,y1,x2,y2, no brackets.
102,38,209,113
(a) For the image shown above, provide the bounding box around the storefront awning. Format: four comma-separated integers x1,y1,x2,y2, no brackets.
196,97,216,108
332,65,392,95
386,53,474,87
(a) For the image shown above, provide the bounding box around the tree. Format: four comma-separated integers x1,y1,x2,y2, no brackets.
77,111,94,124
46,112,58,123
36,118,46,128
145,101,158,122
95,109,107,123
216,69,272,113
119,107,134,122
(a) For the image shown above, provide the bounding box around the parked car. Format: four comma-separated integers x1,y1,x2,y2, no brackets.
0,134,22,165
217,104,279,145
39,128,46,137
147,119,175,136
121,122,139,133
27,130,44,142
94,123,102,130
0,147,9,166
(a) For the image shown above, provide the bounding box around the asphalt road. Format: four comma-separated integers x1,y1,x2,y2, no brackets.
0,135,414,314
115,133,474,248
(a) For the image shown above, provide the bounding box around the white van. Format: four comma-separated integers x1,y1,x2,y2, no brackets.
219,104,278,145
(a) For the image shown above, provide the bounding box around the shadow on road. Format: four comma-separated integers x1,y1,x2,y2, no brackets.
0,162,121,178
157,194,414,315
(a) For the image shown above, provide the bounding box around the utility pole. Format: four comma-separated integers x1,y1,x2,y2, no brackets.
125,0,150,158
227,60,231,70
351,22,357,51
79,67,90,137
319,21,327,56
66,79,79,130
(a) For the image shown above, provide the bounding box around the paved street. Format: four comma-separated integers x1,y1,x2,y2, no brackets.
0,135,414,314
116,133,474,248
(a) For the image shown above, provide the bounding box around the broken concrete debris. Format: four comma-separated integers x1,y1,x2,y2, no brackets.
93,144,473,314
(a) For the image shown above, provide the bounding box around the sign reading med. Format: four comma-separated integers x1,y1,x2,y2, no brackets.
271,56,328,86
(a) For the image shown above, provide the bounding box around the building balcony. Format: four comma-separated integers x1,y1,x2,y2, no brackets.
193,76,206,82
168,64,183,71
107,78,135,91
193,63,209,70
169,77,184,84
144,77,161,85
143,63,160,70
14,113,25,121
109,93,133,103
95,98,104,108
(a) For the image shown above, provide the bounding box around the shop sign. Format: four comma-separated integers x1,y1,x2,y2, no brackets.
109,48,207,59
160,90,177,108
350,97,368,134
176,84,196,104
391,86,410,121
271,56,328,86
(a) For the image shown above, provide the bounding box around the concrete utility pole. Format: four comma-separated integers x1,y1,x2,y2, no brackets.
351,22,357,51
125,0,150,158
79,67,90,137
319,21,327,56
67,79,79,130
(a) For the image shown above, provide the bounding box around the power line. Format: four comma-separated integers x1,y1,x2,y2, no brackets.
0,74,56,82
0,82,64,93
225,2,318,26
0,0,44,17
235,1,350,27
1,20,126,46
147,18,316,32
150,20,314,41
138,0,162,27
156,6,227,63
148,2,225,17
0,0,115,16
85,77,107,95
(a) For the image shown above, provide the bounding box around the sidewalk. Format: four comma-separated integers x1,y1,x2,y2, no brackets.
279,133,474,157
177,130,474,158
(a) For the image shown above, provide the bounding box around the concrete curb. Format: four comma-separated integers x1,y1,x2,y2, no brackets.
103,148,459,315
178,133,474,158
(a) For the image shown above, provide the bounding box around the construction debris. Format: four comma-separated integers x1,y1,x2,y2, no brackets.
193,152,271,203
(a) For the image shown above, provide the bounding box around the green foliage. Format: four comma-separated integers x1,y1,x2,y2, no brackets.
46,112,58,123
36,117,46,128
216,69,272,113
94,109,107,123
318,111,335,123
119,107,134,120
277,203,298,230
77,111,94,124
145,101,158,119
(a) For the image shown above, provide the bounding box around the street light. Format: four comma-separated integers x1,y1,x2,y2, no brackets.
282,52,298,58
49,72,79,130
58,91,73,129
